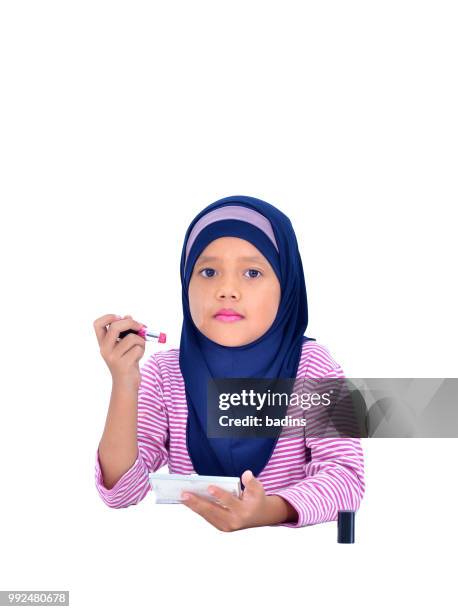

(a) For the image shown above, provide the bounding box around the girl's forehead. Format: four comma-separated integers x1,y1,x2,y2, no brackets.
199,236,264,259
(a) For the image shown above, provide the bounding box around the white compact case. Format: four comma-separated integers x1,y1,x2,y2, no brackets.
148,472,242,504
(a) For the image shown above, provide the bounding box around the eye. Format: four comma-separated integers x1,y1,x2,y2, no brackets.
244,269,262,279
199,268,216,278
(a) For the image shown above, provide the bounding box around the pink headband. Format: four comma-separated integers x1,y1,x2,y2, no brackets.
185,205,279,267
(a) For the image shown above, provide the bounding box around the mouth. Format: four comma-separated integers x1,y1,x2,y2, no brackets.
213,309,245,323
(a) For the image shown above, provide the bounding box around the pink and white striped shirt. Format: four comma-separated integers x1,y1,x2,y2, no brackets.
94,341,366,527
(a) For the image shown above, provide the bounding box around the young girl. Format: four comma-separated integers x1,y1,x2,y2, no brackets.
94,195,365,531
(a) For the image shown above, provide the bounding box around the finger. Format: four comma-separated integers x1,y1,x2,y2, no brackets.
102,316,145,353
112,334,146,361
207,485,243,510
181,492,230,528
241,469,255,486
93,314,122,346
241,470,264,496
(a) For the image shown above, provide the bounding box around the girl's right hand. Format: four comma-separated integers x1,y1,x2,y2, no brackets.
93,314,146,387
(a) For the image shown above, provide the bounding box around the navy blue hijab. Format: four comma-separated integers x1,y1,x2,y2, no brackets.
179,195,315,479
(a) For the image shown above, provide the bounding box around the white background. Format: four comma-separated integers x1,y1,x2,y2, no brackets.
1,1,457,610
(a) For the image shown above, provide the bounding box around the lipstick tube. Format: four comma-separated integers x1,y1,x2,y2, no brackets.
118,326,167,343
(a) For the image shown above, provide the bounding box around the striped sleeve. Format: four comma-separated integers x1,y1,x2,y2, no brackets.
270,345,366,528
272,433,365,528
94,353,169,508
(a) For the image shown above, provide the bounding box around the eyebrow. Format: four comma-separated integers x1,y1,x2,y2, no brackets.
196,255,266,263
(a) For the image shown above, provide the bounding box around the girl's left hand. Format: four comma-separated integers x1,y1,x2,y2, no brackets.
180,470,294,531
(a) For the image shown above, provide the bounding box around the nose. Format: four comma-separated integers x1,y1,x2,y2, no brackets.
216,279,240,300
217,288,240,299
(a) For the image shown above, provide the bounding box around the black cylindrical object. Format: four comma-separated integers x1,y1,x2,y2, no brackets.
118,328,138,339
337,510,355,543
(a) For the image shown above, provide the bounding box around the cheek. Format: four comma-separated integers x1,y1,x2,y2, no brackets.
188,282,208,327
250,284,280,325
264,299,280,325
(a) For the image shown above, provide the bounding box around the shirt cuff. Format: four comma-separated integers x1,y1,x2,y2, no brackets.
267,489,307,528
94,448,150,508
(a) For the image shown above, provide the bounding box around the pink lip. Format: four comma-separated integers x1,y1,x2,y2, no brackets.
214,313,244,323
214,308,245,323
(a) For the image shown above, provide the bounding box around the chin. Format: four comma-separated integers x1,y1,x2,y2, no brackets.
201,328,244,347
215,332,255,347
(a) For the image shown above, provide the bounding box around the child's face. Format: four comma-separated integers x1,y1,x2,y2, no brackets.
188,237,281,347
